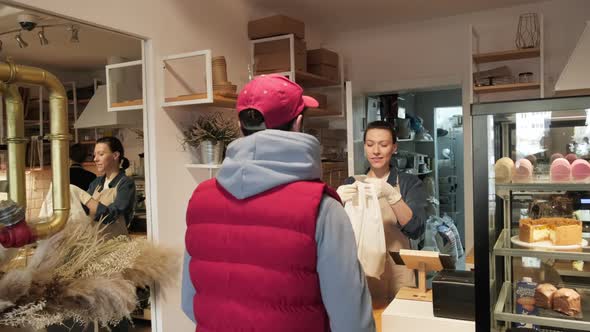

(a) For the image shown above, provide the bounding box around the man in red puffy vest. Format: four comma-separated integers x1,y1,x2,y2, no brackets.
182,74,375,332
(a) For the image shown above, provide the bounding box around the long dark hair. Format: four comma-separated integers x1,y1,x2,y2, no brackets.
363,120,397,144
96,136,130,170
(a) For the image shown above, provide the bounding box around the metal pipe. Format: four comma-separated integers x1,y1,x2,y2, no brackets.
0,82,26,207
0,61,70,240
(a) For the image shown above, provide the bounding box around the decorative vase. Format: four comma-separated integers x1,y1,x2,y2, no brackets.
199,140,224,165
515,13,540,49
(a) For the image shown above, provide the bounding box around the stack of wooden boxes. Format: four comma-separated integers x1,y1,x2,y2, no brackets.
248,15,307,75
307,48,339,82
248,15,340,84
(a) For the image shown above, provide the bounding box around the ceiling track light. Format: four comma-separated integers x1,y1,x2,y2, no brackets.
15,32,28,48
38,28,49,46
0,23,82,51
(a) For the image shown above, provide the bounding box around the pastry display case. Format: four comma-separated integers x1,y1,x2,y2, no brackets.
472,95,590,331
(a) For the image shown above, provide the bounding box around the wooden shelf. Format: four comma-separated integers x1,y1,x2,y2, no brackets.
474,82,540,94
79,141,96,145
473,48,540,64
163,93,237,108
295,71,340,88
69,98,91,105
306,108,342,117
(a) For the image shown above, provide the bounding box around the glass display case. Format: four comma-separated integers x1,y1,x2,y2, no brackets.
472,95,590,332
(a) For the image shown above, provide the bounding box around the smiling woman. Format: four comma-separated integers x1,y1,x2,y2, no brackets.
337,120,428,307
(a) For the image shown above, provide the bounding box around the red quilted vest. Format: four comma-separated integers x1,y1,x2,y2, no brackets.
185,179,338,332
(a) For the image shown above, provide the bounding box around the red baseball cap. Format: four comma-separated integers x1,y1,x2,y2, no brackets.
237,74,318,129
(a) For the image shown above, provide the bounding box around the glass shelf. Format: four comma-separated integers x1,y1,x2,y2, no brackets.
494,281,590,331
495,176,590,198
493,229,590,261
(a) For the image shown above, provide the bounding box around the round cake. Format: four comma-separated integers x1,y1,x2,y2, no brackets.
571,159,590,181
495,157,515,183
551,153,565,163
551,158,571,182
565,153,578,164
514,158,533,181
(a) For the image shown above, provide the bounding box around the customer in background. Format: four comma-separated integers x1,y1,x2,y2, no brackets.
182,74,375,332
69,143,96,191
337,120,427,307
74,136,136,239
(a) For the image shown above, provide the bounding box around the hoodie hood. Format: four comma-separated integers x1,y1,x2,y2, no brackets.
217,130,321,199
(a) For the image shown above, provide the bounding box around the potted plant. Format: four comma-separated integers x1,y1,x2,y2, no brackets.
182,112,240,164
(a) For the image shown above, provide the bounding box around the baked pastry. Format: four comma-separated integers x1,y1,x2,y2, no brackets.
519,218,582,245
495,157,515,183
551,158,572,182
551,153,565,163
535,283,557,309
565,153,578,164
552,288,581,316
571,159,590,181
514,158,533,181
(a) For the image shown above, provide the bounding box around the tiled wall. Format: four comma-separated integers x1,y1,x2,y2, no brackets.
0,169,53,220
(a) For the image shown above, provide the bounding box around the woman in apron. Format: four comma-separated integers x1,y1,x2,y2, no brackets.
73,136,136,332
337,121,428,308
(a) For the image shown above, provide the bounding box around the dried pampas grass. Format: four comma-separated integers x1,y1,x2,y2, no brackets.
0,220,180,329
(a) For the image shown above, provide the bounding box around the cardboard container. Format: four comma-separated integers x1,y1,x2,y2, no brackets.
254,38,306,55
305,92,328,109
248,15,305,40
307,48,339,67
308,64,339,81
254,51,306,73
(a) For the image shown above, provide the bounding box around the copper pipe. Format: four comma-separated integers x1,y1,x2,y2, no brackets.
0,61,70,239
0,82,26,207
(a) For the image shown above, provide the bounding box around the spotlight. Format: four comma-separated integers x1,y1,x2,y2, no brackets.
69,25,79,43
15,33,28,48
38,28,49,46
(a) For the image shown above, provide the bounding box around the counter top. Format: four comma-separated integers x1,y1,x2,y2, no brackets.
381,298,474,332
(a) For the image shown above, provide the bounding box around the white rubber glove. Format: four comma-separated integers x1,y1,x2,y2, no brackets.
336,182,358,203
71,185,92,205
364,177,402,205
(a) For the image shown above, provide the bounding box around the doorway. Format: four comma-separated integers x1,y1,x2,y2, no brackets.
0,2,151,331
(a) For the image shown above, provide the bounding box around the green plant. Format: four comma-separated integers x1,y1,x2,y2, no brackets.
182,112,240,148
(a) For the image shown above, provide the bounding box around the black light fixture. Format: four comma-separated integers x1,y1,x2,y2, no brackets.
15,32,28,48
37,28,48,46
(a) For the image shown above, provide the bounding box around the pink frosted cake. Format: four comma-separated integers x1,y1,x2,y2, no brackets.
495,157,515,183
514,158,533,181
571,159,590,181
551,158,572,182
565,153,578,164
551,153,565,163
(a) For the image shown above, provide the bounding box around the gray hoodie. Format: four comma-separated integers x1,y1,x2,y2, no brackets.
182,130,375,332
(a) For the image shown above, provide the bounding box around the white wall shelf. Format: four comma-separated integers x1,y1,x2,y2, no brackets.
185,164,221,169
106,59,144,112
250,34,345,118
161,50,238,109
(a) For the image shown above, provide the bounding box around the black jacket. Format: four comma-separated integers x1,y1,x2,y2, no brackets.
70,163,96,191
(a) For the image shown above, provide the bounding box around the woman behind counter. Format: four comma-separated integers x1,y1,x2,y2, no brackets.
337,120,427,307
74,136,136,240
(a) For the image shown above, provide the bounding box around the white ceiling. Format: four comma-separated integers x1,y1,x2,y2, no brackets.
250,0,547,33
0,4,141,71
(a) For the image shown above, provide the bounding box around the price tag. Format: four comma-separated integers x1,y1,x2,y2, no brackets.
522,256,541,268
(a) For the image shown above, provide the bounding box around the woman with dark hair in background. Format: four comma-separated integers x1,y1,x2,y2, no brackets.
337,120,427,307
73,136,136,240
